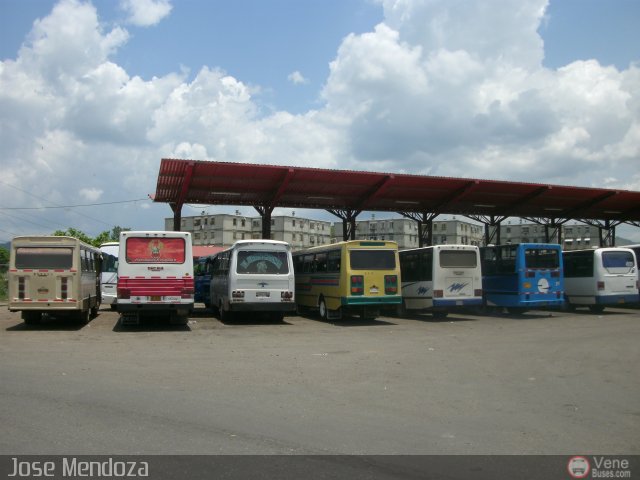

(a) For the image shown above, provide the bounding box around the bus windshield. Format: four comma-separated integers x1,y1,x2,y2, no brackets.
102,253,118,273
524,248,560,269
236,251,289,274
15,247,73,269
602,251,635,273
440,250,477,268
349,250,396,270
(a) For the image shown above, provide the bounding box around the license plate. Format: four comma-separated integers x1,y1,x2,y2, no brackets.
150,296,161,301
256,292,270,298
369,288,379,294
618,298,625,304
456,300,463,306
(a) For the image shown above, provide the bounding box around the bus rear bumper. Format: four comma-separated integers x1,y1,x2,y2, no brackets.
229,302,297,313
116,303,193,315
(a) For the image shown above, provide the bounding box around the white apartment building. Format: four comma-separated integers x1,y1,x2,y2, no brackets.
499,222,601,249
348,217,485,249
165,213,332,249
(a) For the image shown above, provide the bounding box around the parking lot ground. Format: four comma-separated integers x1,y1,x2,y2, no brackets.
0,305,638,455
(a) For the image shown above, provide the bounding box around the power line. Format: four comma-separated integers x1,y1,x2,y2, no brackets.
0,180,147,227
0,198,150,210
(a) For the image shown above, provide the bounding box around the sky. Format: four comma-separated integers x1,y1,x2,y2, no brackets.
1,0,639,243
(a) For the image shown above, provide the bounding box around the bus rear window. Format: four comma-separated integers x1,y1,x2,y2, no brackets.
525,249,560,269
439,250,477,268
236,251,289,274
602,251,635,273
15,247,73,269
125,237,185,264
349,250,396,270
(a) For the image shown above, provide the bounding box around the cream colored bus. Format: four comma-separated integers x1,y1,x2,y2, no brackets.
8,236,101,324
293,240,402,320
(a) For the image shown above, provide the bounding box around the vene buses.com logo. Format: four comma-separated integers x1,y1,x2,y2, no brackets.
568,456,590,479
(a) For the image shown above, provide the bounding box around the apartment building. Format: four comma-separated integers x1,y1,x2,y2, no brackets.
499,222,601,249
165,213,332,249
348,217,485,249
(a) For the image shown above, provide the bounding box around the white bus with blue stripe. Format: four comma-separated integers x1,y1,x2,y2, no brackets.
563,247,638,312
398,245,482,318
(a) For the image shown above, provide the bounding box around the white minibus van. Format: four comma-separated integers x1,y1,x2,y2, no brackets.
398,245,482,317
116,231,194,325
99,241,119,309
563,247,639,312
210,240,295,321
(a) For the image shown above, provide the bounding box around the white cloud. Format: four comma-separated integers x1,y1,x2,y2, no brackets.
1,0,639,239
120,0,172,27
79,188,104,202
287,71,309,85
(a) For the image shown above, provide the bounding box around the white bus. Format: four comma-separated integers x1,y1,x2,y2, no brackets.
398,245,482,317
210,240,295,321
116,231,194,325
563,247,639,312
99,241,119,309
627,244,640,306
8,235,101,324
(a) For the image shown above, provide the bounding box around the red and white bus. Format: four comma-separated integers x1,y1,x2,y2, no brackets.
116,231,194,325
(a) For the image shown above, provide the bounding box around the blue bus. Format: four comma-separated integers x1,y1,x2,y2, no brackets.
480,243,564,313
194,256,213,307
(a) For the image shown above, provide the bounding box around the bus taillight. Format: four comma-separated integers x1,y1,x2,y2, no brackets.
281,291,293,301
351,275,364,295
551,270,560,277
181,286,194,299
525,270,535,278
118,287,131,299
597,281,605,291
60,277,68,300
384,275,398,294
18,277,25,299
474,289,482,297
433,289,444,298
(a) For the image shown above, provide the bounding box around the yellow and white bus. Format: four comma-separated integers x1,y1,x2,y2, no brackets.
8,235,101,324
293,240,402,320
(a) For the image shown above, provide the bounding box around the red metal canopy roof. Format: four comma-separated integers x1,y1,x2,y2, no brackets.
154,159,640,223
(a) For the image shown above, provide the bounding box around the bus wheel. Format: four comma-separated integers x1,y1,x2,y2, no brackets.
589,305,605,313
506,307,528,315
22,311,42,325
91,303,99,318
219,303,232,322
170,314,189,326
318,297,328,321
432,310,449,319
77,309,90,324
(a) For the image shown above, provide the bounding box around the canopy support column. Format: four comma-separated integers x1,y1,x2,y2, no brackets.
399,212,438,247
254,205,274,239
327,209,361,241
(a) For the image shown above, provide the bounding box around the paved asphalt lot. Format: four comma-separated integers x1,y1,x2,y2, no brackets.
0,304,638,455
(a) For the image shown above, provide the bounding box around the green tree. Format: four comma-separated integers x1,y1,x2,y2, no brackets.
0,246,8,265
53,226,129,247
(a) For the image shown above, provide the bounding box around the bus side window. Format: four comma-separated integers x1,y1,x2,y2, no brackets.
327,250,341,273
314,253,328,273
302,254,313,273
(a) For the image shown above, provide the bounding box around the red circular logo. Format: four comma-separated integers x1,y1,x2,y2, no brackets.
567,456,590,479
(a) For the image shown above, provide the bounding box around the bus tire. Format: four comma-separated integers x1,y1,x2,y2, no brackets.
170,314,189,326
22,311,42,325
77,309,90,324
318,297,328,321
219,302,232,322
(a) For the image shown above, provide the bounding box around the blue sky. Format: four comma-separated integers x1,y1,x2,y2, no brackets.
0,0,639,241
